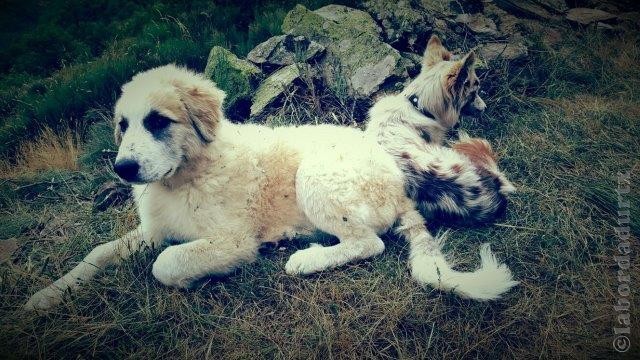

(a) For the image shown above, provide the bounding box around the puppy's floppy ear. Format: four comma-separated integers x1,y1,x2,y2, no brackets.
175,82,225,143
423,35,452,68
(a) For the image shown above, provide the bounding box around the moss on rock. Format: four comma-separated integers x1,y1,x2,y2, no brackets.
204,46,262,120
282,5,408,98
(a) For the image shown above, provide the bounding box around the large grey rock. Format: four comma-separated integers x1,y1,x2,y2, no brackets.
478,40,528,63
455,13,500,37
247,35,325,69
282,4,409,99
250,64,304,117
362,0,433,50
204,46,262,120
566,8,617,25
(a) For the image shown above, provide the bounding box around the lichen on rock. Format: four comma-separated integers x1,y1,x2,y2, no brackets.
247,34,325,70
282,4,409,99
362,0,433,51
250,64,306,118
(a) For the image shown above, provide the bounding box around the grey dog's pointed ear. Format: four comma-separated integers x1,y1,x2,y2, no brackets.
175,81,226,143
447,51,477,91
423,35,452,69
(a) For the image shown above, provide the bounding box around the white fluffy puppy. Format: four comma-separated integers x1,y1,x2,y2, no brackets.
24,64,516,311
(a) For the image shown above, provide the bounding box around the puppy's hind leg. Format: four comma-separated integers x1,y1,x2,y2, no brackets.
151,232,259,288
285,227,385,275
24,226,154,312
287,156,389,275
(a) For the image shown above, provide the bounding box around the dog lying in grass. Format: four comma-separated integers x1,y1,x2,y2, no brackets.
366,35,516,226
24,62,517,311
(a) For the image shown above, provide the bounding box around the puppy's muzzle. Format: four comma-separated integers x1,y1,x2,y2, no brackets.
114,159,141,182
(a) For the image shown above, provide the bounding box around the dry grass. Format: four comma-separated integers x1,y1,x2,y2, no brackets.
0,127,81,178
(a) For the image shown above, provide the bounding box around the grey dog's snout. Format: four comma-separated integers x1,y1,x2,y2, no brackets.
114,159,140,182
461,95,486,118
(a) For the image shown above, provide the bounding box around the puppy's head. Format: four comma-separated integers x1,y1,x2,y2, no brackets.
451,132,515,195
112,64,225,184
403,35,486,129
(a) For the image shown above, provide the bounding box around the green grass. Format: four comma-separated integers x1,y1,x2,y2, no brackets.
1,2,639,359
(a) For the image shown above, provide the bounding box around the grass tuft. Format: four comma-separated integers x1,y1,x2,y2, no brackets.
0,127,81,178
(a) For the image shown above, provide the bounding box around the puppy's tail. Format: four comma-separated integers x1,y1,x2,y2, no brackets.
396,208,518,301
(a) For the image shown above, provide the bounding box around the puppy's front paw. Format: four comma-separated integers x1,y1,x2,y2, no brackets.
285,244,327,275
152,247,193,289
23,286,64,312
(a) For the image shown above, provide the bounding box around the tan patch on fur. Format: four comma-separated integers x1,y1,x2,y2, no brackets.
452,138,497,169
252,144,310,243
161,151,213,189
149,92,187,123
445,62,464,91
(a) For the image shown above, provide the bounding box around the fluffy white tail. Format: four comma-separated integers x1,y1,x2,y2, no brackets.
397,209,518,301
410,241,519,301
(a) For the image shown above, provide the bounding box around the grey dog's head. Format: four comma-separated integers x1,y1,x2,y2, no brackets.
402,35,486,129
112,64,225,184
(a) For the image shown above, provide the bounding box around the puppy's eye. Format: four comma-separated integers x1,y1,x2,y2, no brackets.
143,111,172,132
119,119,128,133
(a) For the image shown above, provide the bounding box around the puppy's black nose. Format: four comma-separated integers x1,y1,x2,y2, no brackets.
114,159,140,182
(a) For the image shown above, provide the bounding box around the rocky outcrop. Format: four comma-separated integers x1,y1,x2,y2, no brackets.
282,4,410,99
455,13,499,37
478,40,528,64
247,35,325,70
201,1,636,121
362,0,433,51
250,64,308,117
